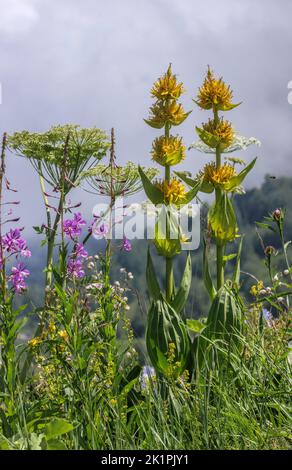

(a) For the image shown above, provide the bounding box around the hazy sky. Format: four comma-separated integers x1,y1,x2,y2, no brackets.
0,0,292,232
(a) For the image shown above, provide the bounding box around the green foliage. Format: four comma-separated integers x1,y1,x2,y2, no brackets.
171,252,192,314
196,284,244,370
208,192,237,242
8,125,110,188
146,299,191,377
138,165,164,205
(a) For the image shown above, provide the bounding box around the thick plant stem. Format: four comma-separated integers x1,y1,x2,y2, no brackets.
0,133,7,301
164,124,174,302
38,173,52,289
214,109,224,290
46,202,62,290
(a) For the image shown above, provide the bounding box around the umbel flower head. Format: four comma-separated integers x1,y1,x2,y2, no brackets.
201,161,237,188
151,64,184,101
151,135,186,167
195,67,240,111
8,125,110,189
202,117,234,148
155,178,186,205
80,161,158,198
145,101,191,129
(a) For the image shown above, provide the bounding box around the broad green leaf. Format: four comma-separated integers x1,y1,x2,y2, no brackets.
174,171,196,187
154,207,181,258
138,166,164,204
200,180,214,194
203,239,216,301
208,192,237,243
225,158,257,192
47,439,67,450
180,179,202,204
196,126,220,148
171,252,192,314
155,346,170,371
146,248,162,300
0,435,11,450
146,299,190,376
44,418,73,440
174,172,213,194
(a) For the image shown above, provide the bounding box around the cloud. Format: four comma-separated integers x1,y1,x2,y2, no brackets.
0,0,292,231
0,0,39,35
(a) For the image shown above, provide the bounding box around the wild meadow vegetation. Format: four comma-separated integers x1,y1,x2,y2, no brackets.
0,67,291,450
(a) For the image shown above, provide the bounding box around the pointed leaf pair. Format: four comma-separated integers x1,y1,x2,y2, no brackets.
144,119,165,129
147,248,192,315
208,192,237,243
154,207,182,258
146,298,191,376
146,247,162,300
224,158,257,192
171,252,192,314
138,166,164,205
176,171,214,194
218,102,242,111
196,126,220,148
179,178,202,204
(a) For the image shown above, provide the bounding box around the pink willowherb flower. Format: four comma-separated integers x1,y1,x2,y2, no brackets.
2,228,31,258
74,243,88,258
9,263,30,293
63,212,86,239
67,259,85,279
122,236,132,252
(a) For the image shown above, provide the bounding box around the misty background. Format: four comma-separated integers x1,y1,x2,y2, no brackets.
0,0,291,233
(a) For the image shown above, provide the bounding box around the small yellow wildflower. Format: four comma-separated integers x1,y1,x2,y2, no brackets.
47,322,56,334
146,101,190,129
155,178,186,205
250,280,264,297
151,64,184,101
196,67,235,110
58,330,69,341
28,337,42,348
109,398,117,406
151,135,186,167
201,161,236,188
202,118,234,148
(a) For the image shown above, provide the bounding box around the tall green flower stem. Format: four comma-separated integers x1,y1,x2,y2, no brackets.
214,108,225,290
140,66,200,380
100,129,117,355
142,65,191,302
8,124,110,292
0,133,7,301
179,68,259,303
164,124,174,302
38,132,70,305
